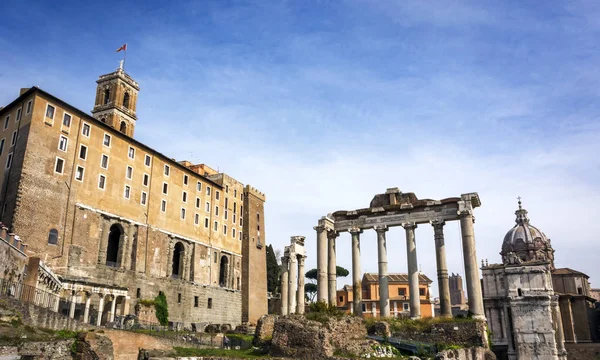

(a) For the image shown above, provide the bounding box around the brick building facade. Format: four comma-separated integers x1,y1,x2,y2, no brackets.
0,64,267,328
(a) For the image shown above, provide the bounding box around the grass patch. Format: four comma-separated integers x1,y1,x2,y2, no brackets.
56,330,79,339
305,301,344,324
137,299,155,307
225,333,254,342
372,316,478,334
173,347,268,358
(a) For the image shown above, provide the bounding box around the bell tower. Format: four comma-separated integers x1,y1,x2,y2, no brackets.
91,61,140,137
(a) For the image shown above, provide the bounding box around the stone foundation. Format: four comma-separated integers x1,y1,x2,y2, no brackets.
435,348,496,360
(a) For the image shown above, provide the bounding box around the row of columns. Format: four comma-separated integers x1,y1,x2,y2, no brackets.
315,210,484,319
65,291,129,326
280,253,306,315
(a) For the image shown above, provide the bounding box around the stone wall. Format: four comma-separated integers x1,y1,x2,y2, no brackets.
0,234,27,283
435,347,496,360
564,342,600,360
390,320,489,348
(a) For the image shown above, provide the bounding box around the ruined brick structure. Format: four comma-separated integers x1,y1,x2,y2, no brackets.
0,64,267,328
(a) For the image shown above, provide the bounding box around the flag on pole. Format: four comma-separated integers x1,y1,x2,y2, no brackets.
116,43,127,52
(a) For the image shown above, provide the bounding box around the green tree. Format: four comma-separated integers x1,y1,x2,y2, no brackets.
304,266,349,302
266,244,280,293
305,283,318,302
154,291,169,326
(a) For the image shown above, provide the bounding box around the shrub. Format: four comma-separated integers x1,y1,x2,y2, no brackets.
137,299,155,307
154,291,169,326
305,301,343,324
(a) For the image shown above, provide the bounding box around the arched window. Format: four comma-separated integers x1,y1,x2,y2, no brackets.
123,92,130,109
106,224,122,267
119,121,127,134
219,255,229,287
47,229,58,245
103,89,110,105
172,242,184,278
100,118,106,123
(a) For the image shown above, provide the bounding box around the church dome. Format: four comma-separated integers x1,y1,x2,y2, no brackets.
501,199,555,267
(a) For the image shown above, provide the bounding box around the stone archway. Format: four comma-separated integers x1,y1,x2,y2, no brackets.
219,255,229,288
172,242,184,279
106,224,124,267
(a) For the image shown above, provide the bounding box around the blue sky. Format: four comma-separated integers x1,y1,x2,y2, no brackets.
2,0,600,295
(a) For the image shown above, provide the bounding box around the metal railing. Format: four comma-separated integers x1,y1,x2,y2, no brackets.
0,278,62,311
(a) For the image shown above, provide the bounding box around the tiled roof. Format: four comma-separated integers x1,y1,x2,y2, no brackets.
363,273,432,283
552,268,589,278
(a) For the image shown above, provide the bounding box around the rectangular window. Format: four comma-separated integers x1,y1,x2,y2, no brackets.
54,157,64,174
11,131,17,146
195,197,200,208
225,198,228,208
0,138,5,156
419,288,425,296
181,208,186,219
182,191,188,202
197,181,201,191
234,189,237,197
124,185,131,199
216,191,220,200
126,166,133,180
16,108,22,121
178,293,181,304
98,174,106,189
141,191,147,205
239,231,242,240
82,122,90,137
208,298,212,309
233,213,236,223
79,144,87,160
206,186,211,196
75,166,84,181
144,154,151,166
403,303,409,311
204,218,209,228
225,210,228,220
162,182,168,195
128,146,135,159
215,206,219,216
26,101,32,114
205,202,210,212
183,174,188,185
62,113,71,127
103,133,111,147
223,224,227,235
194,213,199,225
58,135,68,152
213,221,218,231
164,164,170,176
6,152,13,169
194,296,199,307
240,217,243,226
101,154,109,169
46,104,55,119
3,116,9,129
232,228,236,238
161,199,167,212
143,173,149,186
398,288,406,296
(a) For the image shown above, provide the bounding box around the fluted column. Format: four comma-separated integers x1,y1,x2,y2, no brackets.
350,227,363,316
96,294,105,326
403,222,420,319
327,230,338,306
288,254,298,314
280,256,289,315
296,255,306,314
431,220,452,318
375,225,389,318
315,224,328,303
459,210,485,319
83,293,91,323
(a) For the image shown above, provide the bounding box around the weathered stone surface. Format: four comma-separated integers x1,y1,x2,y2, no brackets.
253,314,277,346
392,320,488,348
17,340,75,360
367,321,391,338
73,331,114,360
435,347,496,360
0,296,92,332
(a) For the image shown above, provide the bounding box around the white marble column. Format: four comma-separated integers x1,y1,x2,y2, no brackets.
403,222,420,319
315,223,328,303
327,230,338,306
83,293,91,324
552,296,567,359
375,225,390,318
69,291,77,319
288,255,298,314
109,295,117,323
459,210,485,319
350,227,363,316
96,294,105,326
431,220,452,318
296,255,306,314
280,256,289,315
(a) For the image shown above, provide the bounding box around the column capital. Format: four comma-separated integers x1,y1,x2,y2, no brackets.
402,222,417,230
348,227,363,235
281,256,289,265
326,229,339,239
297,255,306,264
430,219,446,228
374,225,388,233
313,225,326,232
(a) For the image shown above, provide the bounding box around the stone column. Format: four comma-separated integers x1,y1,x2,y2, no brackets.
552,296,567,358
108,295,117,323
459,210,485,319
69,291,77,319
403,222,420,319
503,306,516,359
431,220,452,318
288,254,298,314
315,224,328,303
327,230,338,306
280,256,289,315
350,227,363,316
96,294,105,326
375,225,390,318
83,293,91,323
98,219,111,264
296,255,306,314
123,223,135,271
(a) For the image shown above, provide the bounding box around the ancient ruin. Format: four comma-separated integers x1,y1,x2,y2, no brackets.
315,188,485,319
280,236,306,315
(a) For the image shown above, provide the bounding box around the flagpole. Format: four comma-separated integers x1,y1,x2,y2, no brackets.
123,44,127,70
